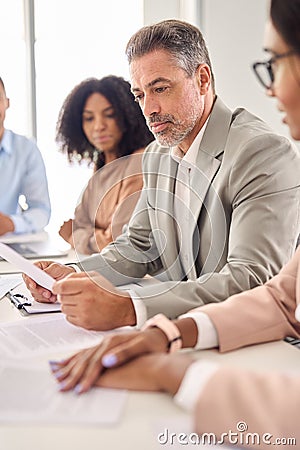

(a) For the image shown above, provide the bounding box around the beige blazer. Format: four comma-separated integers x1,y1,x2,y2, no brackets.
198,246,300,352
195,366,299,449
71,150,143,255
79,97,300,319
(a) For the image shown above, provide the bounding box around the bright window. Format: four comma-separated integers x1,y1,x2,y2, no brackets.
1,0,143,232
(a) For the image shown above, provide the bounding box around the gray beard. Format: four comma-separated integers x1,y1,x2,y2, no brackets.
153,123,195,147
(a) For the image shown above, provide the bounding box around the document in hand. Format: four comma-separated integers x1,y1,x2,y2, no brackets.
0,242,55,290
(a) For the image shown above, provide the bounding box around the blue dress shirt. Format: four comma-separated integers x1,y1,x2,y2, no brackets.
0,129,51,233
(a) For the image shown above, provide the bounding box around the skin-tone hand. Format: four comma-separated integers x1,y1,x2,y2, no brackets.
0,212,15,235
50,327,169,393
97,353,195,395
52,271,137,330
55,353,195,395
22,261,75,303
50,317,198,393
59,219,73,244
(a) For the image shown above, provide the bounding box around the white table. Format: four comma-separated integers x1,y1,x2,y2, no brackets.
0,240,300,450
0,281,300,450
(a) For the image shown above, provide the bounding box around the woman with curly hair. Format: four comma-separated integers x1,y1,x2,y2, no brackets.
56,75,153,255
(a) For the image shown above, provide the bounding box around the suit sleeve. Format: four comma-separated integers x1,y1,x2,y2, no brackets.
195,366,299,449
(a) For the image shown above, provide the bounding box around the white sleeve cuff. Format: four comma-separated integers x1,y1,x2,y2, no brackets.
174,360,220,412
125,289,147,329
65,263,82,273
179,311,219,350
10,214,26,234
66,263,81,273
295,303,300,322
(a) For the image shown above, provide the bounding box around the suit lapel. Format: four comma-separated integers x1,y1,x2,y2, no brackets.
154,153,185,280
190,97,233,221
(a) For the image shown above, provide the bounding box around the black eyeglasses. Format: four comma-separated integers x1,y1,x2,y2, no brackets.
252,50,295,89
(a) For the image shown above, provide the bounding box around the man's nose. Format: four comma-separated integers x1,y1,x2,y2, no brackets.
142,94,161,118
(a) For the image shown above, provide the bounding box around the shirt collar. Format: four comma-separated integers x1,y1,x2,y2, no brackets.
0,129,12,155
171,118,209,167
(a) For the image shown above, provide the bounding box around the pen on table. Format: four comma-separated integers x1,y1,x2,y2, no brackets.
8,292,32,309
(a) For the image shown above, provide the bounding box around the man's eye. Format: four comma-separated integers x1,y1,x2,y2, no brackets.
134,95,143,103
155,87,167,93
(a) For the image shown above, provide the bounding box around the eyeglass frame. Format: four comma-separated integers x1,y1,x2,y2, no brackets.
252,50,296,89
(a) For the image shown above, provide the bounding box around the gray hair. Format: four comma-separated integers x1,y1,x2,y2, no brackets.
126,19,215,91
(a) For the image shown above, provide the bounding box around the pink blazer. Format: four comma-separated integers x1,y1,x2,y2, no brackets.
196,246,300,352
190,248,300,447
195,366,299,449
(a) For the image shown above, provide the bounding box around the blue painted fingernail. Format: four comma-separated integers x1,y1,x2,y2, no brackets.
49,361,60,371
54,370,63,379
58,381,66,391
102,354,117,367
74,384,83,394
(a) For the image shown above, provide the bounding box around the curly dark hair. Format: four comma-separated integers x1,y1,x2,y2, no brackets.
56,75,154,170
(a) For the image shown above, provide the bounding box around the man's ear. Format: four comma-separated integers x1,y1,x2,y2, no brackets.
6,98,10,109
196,64,211,94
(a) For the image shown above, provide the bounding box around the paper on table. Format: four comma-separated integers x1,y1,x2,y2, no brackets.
7,282,61,314
0,274,23,299
0,242,54,291
0,314,104,358
0,360,127,425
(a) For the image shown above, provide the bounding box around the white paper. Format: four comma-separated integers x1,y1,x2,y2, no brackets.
0,242,55,290
8,282,61,314
0,360,127,425
0,274,23,299
0,314,104,358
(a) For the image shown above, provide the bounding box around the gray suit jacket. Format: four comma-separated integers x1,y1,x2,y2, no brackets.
79,97,300,319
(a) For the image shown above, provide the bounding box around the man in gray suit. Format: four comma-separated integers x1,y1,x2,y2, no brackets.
24,19,300,331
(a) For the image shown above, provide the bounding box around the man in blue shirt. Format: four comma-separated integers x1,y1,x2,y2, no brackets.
0,77,51,235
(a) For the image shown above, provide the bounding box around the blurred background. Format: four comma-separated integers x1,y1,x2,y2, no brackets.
1,0,294,233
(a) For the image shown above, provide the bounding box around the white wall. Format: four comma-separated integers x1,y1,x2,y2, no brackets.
201,0,291,140
143,0,297,144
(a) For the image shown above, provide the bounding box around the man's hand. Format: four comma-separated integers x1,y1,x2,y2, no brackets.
49,326,169,393
22,261,75,303
52,271,137,330
0,212,14,235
